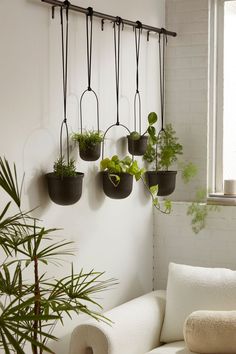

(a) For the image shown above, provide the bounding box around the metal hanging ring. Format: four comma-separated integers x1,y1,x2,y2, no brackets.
60,120,70,165
102,123,131,159
79,88,100,133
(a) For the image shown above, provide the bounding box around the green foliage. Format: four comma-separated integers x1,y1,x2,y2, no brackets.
129,112,158,141
141,179,172,214
100,155,145,183
143,114,183,171
0,158,116,353
72,131,103,152
53,157,77,177
180,162,198,184
156,124,183,170
187,188,219,234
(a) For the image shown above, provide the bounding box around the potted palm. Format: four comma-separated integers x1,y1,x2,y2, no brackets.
0,157,115,353
46,156,84,206
143,114,183,196
100,155,145,199
72,130,103,161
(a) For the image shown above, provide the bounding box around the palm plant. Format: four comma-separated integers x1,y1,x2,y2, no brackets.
0,157,115,354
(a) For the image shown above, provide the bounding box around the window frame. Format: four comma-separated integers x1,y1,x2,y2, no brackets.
208,0,236,196
208,0,224,194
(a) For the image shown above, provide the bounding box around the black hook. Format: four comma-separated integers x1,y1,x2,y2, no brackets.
63,0,70,8
116,16,122,25
101,19,105,31
136,20,142,29
147,31,150,41
87,6,93,17
52,6,55,19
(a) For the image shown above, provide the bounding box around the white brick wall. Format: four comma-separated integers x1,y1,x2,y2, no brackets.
154,0,236,289
154,203,236,290
165,0,208,201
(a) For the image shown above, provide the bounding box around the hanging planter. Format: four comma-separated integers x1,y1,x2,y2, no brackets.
127,23,148,156
72,8,102,162
46,5,84,206
73,130,103,161
142,34,183,197
145,170,177,196
100,155,144,199
100,19,144,199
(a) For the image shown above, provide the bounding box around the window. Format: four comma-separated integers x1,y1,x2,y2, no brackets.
208,0,236,195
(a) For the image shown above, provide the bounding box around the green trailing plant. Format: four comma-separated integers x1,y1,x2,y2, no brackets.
72,130,103,152
128,112,158,141
144,183,172,214
0,157,116,354
100,155,145,186
180,162,198,184
53,157,77,177
187,188,219,234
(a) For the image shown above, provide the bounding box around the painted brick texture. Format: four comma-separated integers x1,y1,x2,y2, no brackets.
154,0,236,289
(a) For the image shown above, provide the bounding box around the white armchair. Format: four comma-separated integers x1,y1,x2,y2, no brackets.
69,290,191,354
70,262,236,354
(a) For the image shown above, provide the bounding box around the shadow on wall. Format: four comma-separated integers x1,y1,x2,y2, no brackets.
86,165,106,210
23,128,56,217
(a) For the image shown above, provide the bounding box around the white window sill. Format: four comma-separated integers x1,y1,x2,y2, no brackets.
207,193,236,206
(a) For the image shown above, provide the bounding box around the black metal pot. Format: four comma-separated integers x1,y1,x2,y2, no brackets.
101,171,133,199
79,142,101,161
45,172,84,205
145,170,177,196
127,135,148,156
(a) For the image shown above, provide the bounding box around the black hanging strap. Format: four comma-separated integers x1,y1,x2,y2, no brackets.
135,21,142,94
86,7,93,91
79,7,100,134
114,17,122,126
134,21,142,134
158,32,167,131
60,4,70,164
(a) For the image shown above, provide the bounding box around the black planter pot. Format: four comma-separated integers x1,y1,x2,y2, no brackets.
46,172,84,206
79,142,101,161
127,135,148,156
145,170,177,196
101,171,133,199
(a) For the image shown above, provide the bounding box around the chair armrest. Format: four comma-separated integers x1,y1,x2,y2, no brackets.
69,290,166,354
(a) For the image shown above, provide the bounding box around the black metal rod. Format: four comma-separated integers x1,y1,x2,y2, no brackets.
41,0,177,37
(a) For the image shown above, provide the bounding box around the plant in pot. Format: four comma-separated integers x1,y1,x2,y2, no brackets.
0,157,115,353
100,155,145,199
143,114,183,196
72,130,103,161
127,112,158,156
76,7,102,162
126,23,150,156
45,5,84,206
46,156,84,206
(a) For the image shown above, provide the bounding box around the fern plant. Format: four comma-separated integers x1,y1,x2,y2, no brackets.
0,157,115,354
53,157,77,177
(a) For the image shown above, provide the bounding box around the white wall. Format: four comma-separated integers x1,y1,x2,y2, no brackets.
154,0,236,290
0,0,165,353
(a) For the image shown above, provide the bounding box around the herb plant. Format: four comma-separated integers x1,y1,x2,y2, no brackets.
53,157,77,177
72,130,103,152
0,157,115,353
143,121,183,171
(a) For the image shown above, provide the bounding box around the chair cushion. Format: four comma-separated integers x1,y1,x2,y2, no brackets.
184,310,236,353
146,341,195,354
160,263,236,343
